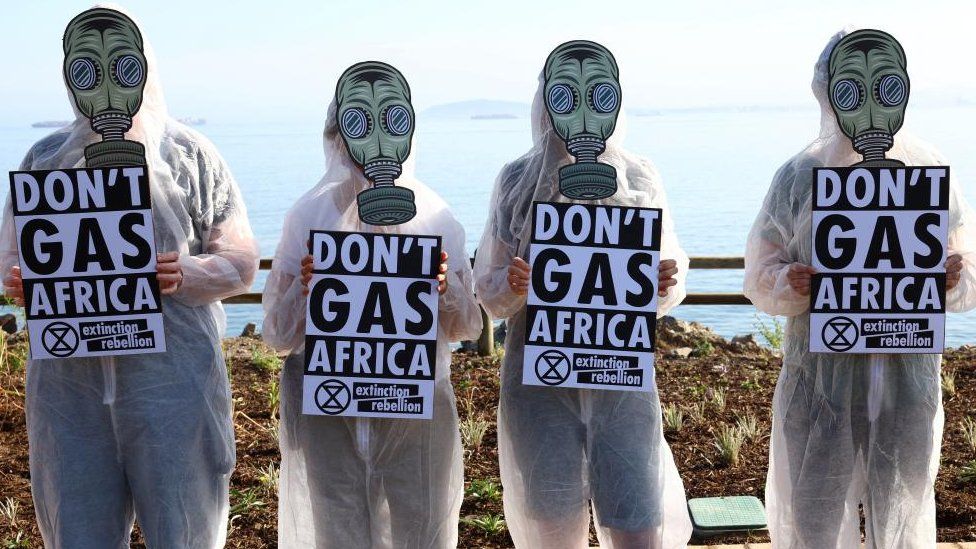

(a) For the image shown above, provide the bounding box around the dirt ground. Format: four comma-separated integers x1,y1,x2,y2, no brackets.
0,320,974,547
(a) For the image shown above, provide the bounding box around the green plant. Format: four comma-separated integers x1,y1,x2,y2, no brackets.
0,497,19,528
229,487,266,516
735,412,761,441
459,417,490,451
687,401,708,425
754,314,785,349
959,460,976,484
465,478,502,502
942,370,957,398
961,417,976,455
0,338,26,376
1,532,28,549
691,339,714,357
268,379,280,422
257,463,279,496
713,423,745,467
251,345,282,372
662,403,684,433
708,386,726,412
462,513,507,535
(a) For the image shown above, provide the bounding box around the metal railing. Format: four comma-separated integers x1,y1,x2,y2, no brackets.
224,256,752,354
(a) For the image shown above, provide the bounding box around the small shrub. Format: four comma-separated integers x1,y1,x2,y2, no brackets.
959,460,976,484
229,487,266,516
2,532,28,549
462,513,507,535
708,387,726,412
754,314,785,349
268,379,280,422
687,401,708,425
0,497,18,528
691,339,714,357
961,417,976,455
257,462,279,496
465,478,502,502
736,412,761,441
942,370,957,398
713,423,745,467
662,403,684,433
251,346,282,372
460,417,490,451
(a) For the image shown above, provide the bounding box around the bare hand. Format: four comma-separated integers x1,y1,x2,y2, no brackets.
3,266,24,307
658,259,678,298
508,257,531,296
437,251,449,295
946,253,963,290
156,252,183,295
787,263,816,296
300,254,313,296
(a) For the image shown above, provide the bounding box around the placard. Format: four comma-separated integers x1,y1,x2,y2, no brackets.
9,166,164,359
523,201,661,391
810,166,949,353
303,230,441,419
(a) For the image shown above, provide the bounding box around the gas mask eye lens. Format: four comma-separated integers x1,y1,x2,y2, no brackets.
875,75,906,107
590,83,618,114
113,55,144,88
382,105,411,136
832,79,863,112
69,58,99,90
547,84,576,115
340,108,371,139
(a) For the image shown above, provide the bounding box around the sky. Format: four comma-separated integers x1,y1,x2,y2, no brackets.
1,0,973,125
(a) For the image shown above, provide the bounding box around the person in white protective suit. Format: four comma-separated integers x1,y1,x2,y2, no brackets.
262,61,483,549
0,6,259,549
744,28,976,549
473,41,693,549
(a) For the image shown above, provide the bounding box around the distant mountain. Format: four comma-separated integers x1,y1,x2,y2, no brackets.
422,100,530,119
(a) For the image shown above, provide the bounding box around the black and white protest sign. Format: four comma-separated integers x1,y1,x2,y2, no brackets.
524,202,661,391
9,166,164,359
810,166,949,353
303,230,441,419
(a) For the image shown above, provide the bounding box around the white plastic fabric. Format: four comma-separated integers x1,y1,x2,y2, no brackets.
473,73,692,549
743,29,976,549
262,96,483,548
0,6,259,548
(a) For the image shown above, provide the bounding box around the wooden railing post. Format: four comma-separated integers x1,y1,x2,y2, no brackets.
477,305,493,356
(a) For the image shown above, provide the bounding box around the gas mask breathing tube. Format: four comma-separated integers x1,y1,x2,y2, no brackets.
828,29,910,168
544,40,622,200
336,62,417,226
63,8,148,168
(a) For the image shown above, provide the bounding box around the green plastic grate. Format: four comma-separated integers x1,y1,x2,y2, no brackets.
688,496,767,537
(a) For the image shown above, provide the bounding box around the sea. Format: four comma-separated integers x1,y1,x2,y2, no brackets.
3,105,976,346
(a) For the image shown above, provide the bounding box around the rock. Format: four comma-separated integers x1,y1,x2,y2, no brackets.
240,322,257,338
658,316,694,334
667,347,693,359
731,333,758,347
6,330,29,345
0,314,16,335
493,321,507,344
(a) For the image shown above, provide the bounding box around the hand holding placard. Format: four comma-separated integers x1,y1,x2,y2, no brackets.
3,266,24,307
946,254,963,290
508,257,531,296
788,263,817,297
658,259,679,298
155,252,182,295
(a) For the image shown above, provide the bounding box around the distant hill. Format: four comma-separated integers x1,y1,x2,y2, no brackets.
422,100,530,119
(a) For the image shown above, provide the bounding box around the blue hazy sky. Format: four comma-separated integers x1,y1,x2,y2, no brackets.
1,0,973,124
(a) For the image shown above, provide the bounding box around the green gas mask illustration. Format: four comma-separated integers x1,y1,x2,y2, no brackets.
828,29,910,166
63,7,148,168
544,40,621,200
336,62,417,226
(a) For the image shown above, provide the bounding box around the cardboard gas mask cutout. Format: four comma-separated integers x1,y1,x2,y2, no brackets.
544,40,621,200
336,62,417,226
63,7,148,168
828,29,910,167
